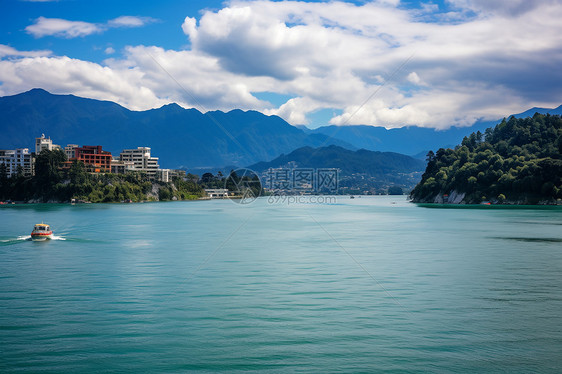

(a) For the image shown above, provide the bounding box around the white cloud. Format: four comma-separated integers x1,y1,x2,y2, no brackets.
4,1,562,130
26,15,157,39
407,72,423,85
184,0,562,128
108,16,157,28
104,47,115,55
446,0,559,16
26,17,101,38
114,46,270,111
0,55,166,110
182,17,198,40
0,44,52,58
265,97,325,125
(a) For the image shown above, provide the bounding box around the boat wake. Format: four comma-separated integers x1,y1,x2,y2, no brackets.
0,234,66,246
0,235,31,246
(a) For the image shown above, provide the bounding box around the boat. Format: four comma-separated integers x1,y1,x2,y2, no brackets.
31,223,53,241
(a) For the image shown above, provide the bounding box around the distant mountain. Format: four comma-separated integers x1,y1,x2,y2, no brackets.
0,89,354,169
308,122,493,156
249,145,425,190
308,105,562,156
511,105,562,118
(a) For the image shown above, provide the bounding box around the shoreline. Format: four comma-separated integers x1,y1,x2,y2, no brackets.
415,202,562,210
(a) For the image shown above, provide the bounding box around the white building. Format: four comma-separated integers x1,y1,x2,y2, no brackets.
35,134,61,154
64,144,79,160
110,159,135,174
157,169,171,183
204,189,230,198
0,148,34,177
119,147,160,177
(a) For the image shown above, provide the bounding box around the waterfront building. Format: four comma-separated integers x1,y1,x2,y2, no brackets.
35,134,61,154
64,144,79,160
204,189,229,198
120,147,159,178
157,169,171,183
110,159,135,174
75,145,112,173
0,148,34,177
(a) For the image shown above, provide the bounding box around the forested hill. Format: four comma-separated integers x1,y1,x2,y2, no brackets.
250,145,424,174
410,113,562,204
249,145,425,190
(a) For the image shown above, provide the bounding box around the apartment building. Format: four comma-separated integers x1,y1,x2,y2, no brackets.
119,147,159,177
0,148,34,177
75,145,112,173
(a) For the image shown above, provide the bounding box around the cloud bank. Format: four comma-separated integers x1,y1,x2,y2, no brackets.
3,0,562,129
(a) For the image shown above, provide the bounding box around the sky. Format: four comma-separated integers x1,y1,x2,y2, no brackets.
1,0,562,129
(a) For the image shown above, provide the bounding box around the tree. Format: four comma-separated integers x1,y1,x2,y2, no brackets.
201,172,214,184
33,149,67,199
426,150,435,163
186,173,199,183
0,163,8,200
68,160,87,185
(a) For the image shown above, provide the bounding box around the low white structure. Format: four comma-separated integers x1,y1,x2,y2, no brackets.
119,147,159,178
0,148,34,177
205,189,229,198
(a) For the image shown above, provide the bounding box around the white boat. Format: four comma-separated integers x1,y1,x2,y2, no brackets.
31,223,53,241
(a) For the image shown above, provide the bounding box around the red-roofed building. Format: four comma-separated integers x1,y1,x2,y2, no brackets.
75,145,112,173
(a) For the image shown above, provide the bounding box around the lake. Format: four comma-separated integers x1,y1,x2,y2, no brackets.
1,196,562,372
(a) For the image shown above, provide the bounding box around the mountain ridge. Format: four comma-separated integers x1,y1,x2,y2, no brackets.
0,89,354,169
2,89,559,170
308,105,562,156
249,144,425,190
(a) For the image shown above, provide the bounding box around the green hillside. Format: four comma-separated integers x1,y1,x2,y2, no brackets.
250,145,425,192
410,113,562,204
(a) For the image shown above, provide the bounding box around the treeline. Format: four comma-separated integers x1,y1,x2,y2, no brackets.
0,149,204,203
411,113,562,204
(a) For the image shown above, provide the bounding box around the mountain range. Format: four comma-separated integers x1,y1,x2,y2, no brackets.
305,104,562,157
0,89,352,168
1,89,560,170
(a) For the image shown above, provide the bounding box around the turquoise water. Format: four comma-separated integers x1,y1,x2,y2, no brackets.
1,196,562,373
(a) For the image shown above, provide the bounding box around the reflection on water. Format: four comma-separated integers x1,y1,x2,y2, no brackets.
491,236,562,243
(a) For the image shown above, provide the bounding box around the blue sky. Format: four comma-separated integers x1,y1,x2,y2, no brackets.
1,0,561,129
